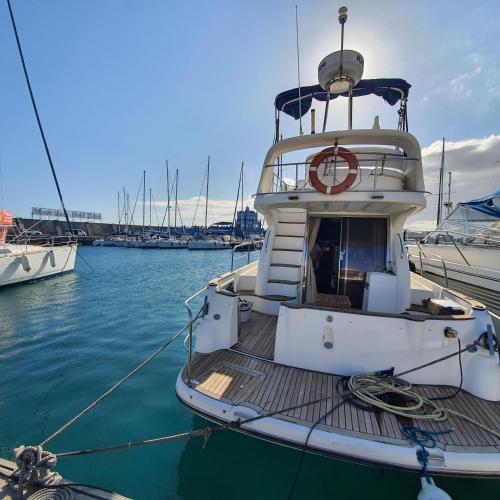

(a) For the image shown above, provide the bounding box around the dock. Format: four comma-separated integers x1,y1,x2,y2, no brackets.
0,458,129,500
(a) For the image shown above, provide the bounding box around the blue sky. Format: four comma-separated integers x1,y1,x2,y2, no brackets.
0,0,499,225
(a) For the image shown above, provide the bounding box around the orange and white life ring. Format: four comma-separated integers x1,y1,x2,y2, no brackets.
309,146,359,195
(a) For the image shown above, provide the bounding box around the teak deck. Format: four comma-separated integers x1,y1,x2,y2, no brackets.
233,312,277,360
185,312,500,453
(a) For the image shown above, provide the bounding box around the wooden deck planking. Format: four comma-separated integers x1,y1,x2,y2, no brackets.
232,312,278,360
185,349,500,451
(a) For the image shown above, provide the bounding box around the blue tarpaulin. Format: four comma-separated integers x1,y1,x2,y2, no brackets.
462,190,500,218
275,78,411,119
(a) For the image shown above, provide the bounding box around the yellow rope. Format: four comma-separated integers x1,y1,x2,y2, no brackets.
348,375,500,440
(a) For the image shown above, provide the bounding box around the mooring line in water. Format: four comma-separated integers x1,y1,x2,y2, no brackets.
75,248,96,272
55,428,217,458
39,317,202,448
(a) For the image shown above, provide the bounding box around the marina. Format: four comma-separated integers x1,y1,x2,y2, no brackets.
0,1,498,499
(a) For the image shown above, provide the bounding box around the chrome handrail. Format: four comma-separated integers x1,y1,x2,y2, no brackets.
230,242,253,271
422,228,500,246
408,248,449,287
183,286,208,385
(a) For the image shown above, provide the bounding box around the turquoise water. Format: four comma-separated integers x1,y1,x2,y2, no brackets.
0,247,498,500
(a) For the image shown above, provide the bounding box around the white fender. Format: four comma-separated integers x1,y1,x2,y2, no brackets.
48,250,56,268
417,477,452,500
19,255,31,272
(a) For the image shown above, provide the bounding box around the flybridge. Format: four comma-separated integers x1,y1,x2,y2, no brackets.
273,6,411,139
274,78,411,119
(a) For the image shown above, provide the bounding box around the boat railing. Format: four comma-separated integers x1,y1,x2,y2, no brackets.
407,247,451,287
7,234,76,248
230,242,253,271
265,154,418,193
422,228,500,248
183,286,209,385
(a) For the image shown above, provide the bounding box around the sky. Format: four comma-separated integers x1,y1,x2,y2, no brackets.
0,0,499,228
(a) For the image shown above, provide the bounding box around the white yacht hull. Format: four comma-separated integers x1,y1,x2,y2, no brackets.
176,374,500,477
158,239,188,249
0,244,76,287
408,244,500,293
188,240,231,250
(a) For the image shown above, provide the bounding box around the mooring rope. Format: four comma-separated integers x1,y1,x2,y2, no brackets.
39,319,199,448
14,326,499,500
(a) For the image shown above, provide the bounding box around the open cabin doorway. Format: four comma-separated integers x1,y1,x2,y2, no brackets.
307,217,387,308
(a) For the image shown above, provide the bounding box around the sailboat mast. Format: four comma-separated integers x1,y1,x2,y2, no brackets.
446,172,452,216
205,156,210,235
149,187,152,230
436,138,445,227
123,187,127,228
174,169,179,235
117,191,121,234
166,160,171,238
241,162,244,212
231,163,243,240
142,170,146,235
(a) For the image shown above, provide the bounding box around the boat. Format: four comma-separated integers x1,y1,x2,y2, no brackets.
158,238,187,249
0,212,76,287
188,156,232,251
407,190,500,294
157,162,188,249
188,239,231,250
176,8,499,483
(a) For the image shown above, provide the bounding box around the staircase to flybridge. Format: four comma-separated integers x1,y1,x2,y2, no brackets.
265,209,306,299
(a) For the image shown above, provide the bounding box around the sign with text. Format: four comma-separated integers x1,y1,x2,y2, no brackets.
32,207,102,221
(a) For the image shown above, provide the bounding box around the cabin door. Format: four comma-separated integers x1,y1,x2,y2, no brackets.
310,217,387,308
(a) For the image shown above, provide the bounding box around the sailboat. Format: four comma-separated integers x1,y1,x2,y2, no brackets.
0,3,77,286
406,141,500,298
158,161,188,249
188,156,231,250
0,213,76,287
176,7,499,485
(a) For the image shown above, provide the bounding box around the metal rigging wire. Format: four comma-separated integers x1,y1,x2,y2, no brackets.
6,0,73,231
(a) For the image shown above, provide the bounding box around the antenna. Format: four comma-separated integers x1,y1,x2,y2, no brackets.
295,5,303,135
338,7,348,82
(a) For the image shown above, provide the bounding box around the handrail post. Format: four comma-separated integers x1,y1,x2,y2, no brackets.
442,259,449,288
183,286,209,387
186,314,193,385
247,242,251,264
418,250,424,277
445,231,470,266
231,248,235,272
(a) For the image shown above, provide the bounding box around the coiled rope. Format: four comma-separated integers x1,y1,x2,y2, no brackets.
347,374,500,439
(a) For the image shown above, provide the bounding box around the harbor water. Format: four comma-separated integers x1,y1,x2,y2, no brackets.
0,247,498,499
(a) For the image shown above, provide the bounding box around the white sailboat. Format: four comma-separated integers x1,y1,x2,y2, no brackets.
188,156,231,250
0,212,76,287
158,162,188,249
176,8,499,483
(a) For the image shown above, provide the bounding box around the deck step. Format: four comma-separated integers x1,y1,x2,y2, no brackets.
267,279,300,285
237,290,296,301
270,263,301,268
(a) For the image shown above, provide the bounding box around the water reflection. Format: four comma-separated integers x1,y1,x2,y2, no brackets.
176,416,498,500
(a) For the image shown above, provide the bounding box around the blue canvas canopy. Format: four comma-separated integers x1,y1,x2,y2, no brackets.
461,190,500,219
275,78,411,119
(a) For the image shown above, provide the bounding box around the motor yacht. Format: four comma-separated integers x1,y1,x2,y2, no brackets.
176,9,499,480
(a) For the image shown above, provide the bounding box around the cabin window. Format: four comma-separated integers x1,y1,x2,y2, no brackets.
306,217,387,308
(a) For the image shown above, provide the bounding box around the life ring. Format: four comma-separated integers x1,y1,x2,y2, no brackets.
309,146,359,195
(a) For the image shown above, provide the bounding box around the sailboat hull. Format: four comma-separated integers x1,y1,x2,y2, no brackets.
0,244,76,287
